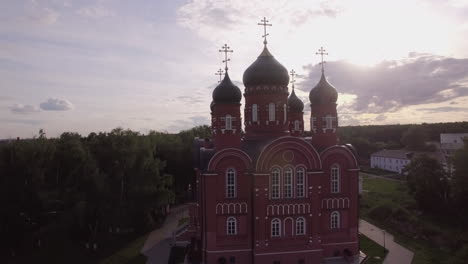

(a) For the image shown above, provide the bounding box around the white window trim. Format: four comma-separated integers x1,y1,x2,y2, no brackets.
225,115,232,130
271,218,281,237
284,167,293,198
296,167,305,198
294,120,300,131
271,168,281,199
226,168,236,198
296,217,306,235
252,104,258,122
331,164,340,193
269,103,276,121
331,211,340,229
227,216,237,235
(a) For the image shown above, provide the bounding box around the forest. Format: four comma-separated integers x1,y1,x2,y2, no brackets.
0,125,210,263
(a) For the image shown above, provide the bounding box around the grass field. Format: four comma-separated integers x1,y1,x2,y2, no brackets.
359,234,387,264
360,173,454,264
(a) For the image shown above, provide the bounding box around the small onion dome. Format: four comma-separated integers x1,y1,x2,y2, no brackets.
287,88,304,112
243,46,289,86
212,72,242,104
309,72,338,105
210,101,215,112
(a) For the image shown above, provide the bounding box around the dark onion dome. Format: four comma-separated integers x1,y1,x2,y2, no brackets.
212,72,242,104
243,46,289,86
309,72,338,105
287,87,304,112
210,101,215,112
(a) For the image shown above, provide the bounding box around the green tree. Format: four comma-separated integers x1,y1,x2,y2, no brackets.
404,155,450,213
401,126,428,151
452,139,468,217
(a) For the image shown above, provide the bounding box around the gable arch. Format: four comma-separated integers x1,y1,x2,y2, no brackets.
256,136,322,171
320,145,359,169
207,148,252,171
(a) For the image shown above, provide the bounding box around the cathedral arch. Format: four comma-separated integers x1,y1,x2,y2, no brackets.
256,136,322,171
207,148,252,171
320,145,359,169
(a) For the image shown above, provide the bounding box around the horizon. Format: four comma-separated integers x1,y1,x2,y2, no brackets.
1,0,468,138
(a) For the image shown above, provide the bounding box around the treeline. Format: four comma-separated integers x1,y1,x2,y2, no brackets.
339,121,468,158
0,126,210,261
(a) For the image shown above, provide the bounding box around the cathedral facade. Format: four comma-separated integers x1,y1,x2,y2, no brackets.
187,26,359,264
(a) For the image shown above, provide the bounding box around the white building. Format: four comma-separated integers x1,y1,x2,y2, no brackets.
440,133,468,157
370,149,412,173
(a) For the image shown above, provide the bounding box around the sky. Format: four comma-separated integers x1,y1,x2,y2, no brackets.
1,0,468,138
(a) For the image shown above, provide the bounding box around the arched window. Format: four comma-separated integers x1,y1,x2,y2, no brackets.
331,211,340,229
284,168,293,198
227,217,237,235
296,167,305,198
294,120,300,131
271,168,280,199
269,103,276,121
271,218,281,237
226,168,236,198
296,217,306,235
331,165,340,193
252,104,258,122
225,115,232,130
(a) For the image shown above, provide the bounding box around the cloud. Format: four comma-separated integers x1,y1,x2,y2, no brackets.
39,98,74,111
26,7,59,25
418,106,468,113
10,104,40,114
299,53,468,114
176,96,204,104
166,115,210,132
77,6,115,18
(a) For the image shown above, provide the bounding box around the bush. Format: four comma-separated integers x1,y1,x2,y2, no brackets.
391,207,410,222
368,204,393,222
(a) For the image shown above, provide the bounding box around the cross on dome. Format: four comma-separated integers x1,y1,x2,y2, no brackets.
215,68,224,83
316,47,328,73
257,17,272,46
290,69,297,88
219,44,233,72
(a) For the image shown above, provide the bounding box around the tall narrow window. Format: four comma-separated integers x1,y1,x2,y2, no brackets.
331,211,340,229
283,104,287,123
296,217,306,235
331,165,340,193
252,104,258,122
227,217,237,235
271,168,280,199
296,167,305,198
325,114,333,129
226,168,236,198
269,103,276,121
225,115,232,130
311,116,317,130
294,120,300,131
271,218,281,237
284,168,293,198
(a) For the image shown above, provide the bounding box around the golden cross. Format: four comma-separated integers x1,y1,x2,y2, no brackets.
215,68,224,83
316,47,328,73
290,69,297,84
257,17,272,46
219,44,233,71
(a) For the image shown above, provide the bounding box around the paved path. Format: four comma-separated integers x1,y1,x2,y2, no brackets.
359,219,414,264
141,205,189,264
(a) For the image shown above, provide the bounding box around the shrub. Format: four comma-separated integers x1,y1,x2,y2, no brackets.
368,204,393,222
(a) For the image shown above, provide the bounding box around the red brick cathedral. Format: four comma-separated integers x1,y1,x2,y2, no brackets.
187,21,359,264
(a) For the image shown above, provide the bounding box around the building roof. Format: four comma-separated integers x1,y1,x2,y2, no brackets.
371,149,446,163
242,46,289,87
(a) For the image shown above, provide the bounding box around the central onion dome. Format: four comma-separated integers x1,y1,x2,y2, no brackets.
309,72,338,105
243,46,289,86
212,72,242,104
288,87,304,112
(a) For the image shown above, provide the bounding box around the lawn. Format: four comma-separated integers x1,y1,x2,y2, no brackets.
360,173,455,264
99,232,149,264
359,234,387,264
